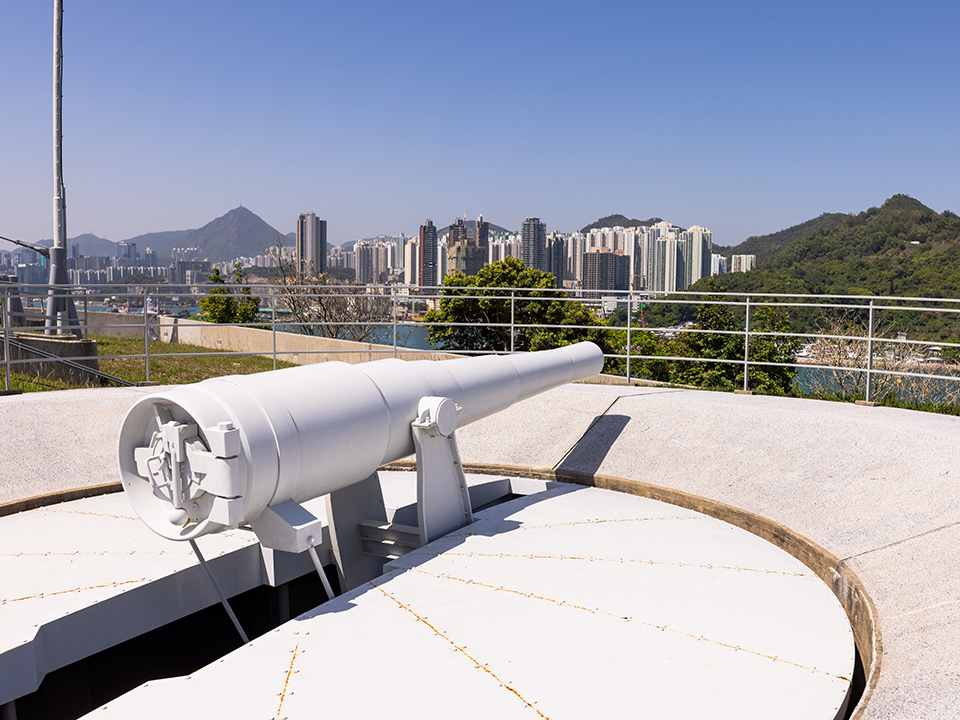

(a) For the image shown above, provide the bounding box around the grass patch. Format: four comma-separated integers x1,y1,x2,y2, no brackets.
799,389,960,416
6,372,79,393
2,336,296,392
95,336,296,385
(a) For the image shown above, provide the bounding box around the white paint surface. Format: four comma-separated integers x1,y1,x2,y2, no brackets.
86,482,854,720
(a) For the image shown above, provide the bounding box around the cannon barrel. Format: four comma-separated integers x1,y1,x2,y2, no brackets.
118,342,604,541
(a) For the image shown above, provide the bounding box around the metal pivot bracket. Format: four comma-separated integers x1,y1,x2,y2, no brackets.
249,499,324,554
411,396,473,545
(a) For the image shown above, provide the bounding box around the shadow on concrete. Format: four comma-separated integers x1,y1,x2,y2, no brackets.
556,413,631,476
294,415,632,620
296,482,586,619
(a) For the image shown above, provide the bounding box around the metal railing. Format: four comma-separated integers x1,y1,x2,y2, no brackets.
2,280,960,406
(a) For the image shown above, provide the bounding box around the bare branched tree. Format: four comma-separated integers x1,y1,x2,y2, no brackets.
805,309,960,406
267,243,393,343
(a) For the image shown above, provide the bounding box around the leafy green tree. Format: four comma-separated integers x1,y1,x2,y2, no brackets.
424,257,613,357
198,262,260,324
604,311,671,382
671,299,799,394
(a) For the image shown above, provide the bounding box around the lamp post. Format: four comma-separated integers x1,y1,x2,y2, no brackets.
44,0,80,337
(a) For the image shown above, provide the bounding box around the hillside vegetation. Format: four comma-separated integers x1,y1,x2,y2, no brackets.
695,195,960,298
683,194,960,342
721,213,849,263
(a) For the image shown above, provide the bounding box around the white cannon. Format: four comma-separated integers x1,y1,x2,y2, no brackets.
118,342,603,566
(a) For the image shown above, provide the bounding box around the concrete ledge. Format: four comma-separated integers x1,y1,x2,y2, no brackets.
587,373,691,388
0,481,122,518
22,307,149,339
2,332,100,385
158,317,462,365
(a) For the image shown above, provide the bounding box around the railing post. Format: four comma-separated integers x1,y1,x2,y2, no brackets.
866,299,875,403
271,292,277,371
143,289,150,383
743,297,751,392
626,291,632,383
2,285,11,393
392,288,398,359
510,291,515,354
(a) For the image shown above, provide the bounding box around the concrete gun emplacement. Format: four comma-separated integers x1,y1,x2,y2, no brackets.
118,342,604,559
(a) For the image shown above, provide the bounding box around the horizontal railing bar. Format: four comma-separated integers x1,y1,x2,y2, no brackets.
7,283,960,404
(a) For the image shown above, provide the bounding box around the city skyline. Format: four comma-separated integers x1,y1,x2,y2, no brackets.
3,2,960,251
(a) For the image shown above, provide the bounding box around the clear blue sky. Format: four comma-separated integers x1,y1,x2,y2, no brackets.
2,1,960,249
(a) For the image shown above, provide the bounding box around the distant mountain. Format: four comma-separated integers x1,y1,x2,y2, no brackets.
38,233,117,257
721,213,849,264
128,207,284,262
182,206,281,261
19,209,288,263
580,214,663,233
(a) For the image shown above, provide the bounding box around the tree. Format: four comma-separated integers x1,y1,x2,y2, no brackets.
670,297,799,394
268,242,393,342
604,317,671,382
424,257,614,357
803,310,960,406
198,263,260,324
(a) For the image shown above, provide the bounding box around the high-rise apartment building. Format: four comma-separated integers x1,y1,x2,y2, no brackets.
681,225,713,288
394,234,409,270
489,238,521,264
623,229,639,291
475,214,489,252
731,254,757,273
296,212,327,273
653,235,682,293
448,216,486,277
355,241,389,284
711,253,728,276
582,247,629,294
520,217,547,272
448,217,469,275
419,220,438,289
438,238,449,279
545,233,565,285
328,245,355,271
404,240,420,286
566,232,586,283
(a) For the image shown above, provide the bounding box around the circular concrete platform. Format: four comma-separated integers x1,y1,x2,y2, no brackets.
87,477,855,720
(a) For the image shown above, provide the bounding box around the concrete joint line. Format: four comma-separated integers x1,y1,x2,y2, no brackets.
839,518,960,564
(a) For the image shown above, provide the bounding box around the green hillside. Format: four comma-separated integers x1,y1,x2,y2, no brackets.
722,213,849,263
684,194,960,342
695,194,959,297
